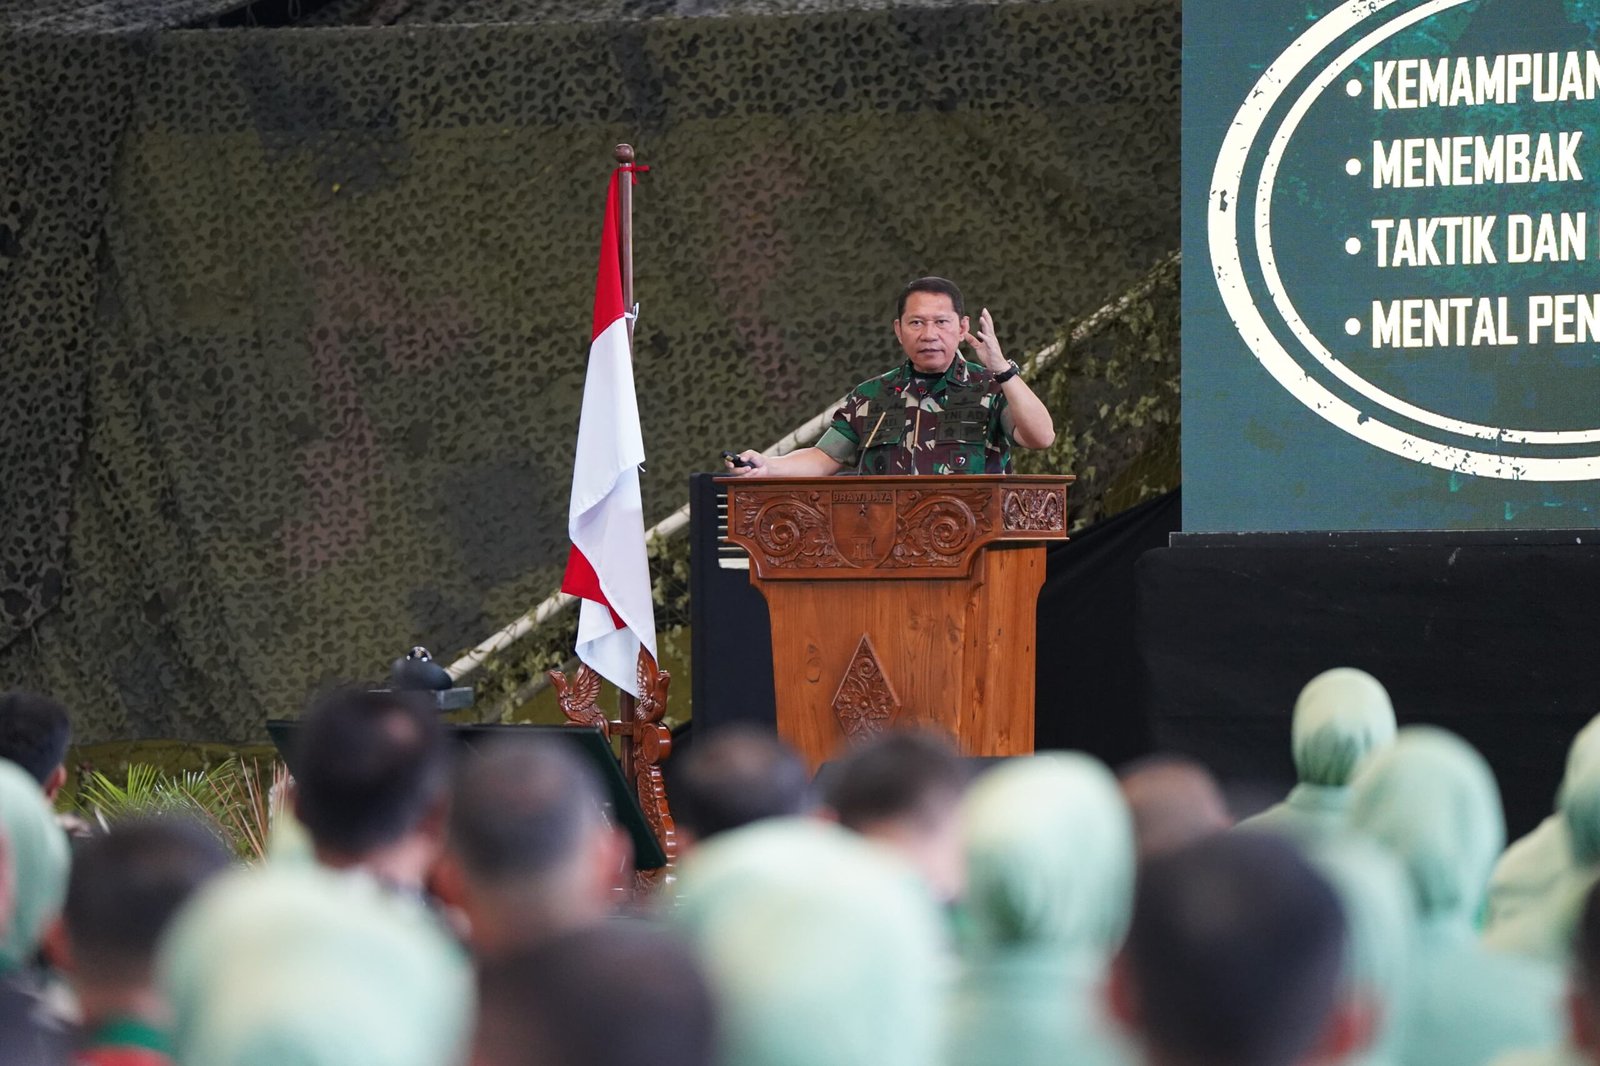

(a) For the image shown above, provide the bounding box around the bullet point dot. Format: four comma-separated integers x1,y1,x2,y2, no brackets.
1345,158,1362,176
1345,237,1362,255
1345,317,1362,336
1346,78,1362,97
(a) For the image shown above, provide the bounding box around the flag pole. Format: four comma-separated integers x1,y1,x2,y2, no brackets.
615,143,636,342
612,142,650,731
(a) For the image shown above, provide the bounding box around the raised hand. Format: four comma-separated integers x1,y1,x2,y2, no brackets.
962,307,1009,373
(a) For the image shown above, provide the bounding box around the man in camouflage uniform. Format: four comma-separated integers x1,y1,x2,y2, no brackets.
728,277,1055,476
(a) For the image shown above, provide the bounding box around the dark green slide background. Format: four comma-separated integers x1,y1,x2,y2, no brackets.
1183,0,1600,531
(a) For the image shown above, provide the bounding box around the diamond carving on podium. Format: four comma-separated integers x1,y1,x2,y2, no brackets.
831,635,900,739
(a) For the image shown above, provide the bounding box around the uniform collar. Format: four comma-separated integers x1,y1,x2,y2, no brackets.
88,1017,171,1054
898,354,975,390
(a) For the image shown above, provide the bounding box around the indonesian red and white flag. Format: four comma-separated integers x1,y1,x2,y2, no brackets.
559,171,657,696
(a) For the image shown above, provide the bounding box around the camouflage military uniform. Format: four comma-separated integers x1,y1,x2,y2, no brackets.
814,357,1015,475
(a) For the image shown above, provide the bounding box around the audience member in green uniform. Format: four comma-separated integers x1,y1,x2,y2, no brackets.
1488,715,1600,939
946,753,1135,1066
1486,876,1600,1066
0,809,70,1066
0,757,69,975
157,863,472,1066
53,815,233,1066
672,818,945,1066
1485,756,1600,962
1348,727,1563,1066
1304,837,1416,1066
1239,668,1396,842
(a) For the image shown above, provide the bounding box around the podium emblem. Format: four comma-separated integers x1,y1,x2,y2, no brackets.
831,634,900,739
829,490,896,567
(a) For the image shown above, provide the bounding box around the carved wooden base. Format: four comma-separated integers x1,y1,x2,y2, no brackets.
549,650,678,896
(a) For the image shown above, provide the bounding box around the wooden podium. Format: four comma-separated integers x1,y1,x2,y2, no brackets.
720,475,1072,770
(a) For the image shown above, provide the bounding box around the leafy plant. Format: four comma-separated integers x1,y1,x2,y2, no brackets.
75,758,289,861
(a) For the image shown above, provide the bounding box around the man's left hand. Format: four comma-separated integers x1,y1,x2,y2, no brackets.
962,308,1009,374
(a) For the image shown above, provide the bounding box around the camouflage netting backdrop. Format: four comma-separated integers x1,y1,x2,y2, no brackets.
0,0,1179,743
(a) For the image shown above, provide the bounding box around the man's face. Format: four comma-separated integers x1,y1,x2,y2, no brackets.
894,291,968,374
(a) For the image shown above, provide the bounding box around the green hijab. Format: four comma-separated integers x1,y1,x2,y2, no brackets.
672,818,945,1066
0,758,69,974
1241,669,1396,842
1304,837,1415,1066
947,754,1134,1066
158,864,472,1066
1487,715,1600,935
1349,727,1563,1066
1484,755,1600,961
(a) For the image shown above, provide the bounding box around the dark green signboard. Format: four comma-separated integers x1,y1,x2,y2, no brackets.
1184,0,1600,530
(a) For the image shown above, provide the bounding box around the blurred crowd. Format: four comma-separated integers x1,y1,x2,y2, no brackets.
1,670,1598,1066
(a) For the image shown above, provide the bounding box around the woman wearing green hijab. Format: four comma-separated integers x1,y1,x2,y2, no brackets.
1304,837,1415,1066
1484,756,1600,962
672,818,946,1066
1348,727,1563,1066
945,753,1134,1066
0,757,69,976
1240,668,1396,843
1487,715,1600,939
157,863,473,1066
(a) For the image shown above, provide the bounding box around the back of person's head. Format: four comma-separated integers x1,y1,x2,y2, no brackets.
673,820,944,1066
1290,669,1397,787
449,740,608,885
292,687,448,857
1347,726,1504,927
1117,754,1233,860
159,864,472,1066
444,740,621,951
0,691,71,797
475,923,717,1066
824,729,968,899
61,815,232,987
824,729,966,833
1112,833,1349,1066
0,758,69,973
672,726,810,844
961,753,1134,955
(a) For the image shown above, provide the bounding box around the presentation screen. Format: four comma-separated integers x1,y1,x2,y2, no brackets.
1183,0,1600,531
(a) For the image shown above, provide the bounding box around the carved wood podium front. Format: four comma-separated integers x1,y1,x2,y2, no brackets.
720,475,1072,770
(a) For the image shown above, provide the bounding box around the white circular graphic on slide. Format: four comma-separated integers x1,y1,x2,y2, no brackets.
1208,0,1600,480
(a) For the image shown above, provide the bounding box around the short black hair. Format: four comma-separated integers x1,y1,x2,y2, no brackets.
448,740,607,884
1123,833,1347,1066
64,815,232,981
292,687,449,856
671,726,810,842
823,730,967,833
896,276,964,319
476,924,717,1066
0,691,71,786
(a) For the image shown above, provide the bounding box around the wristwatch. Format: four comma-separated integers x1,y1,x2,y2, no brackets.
993,360,1020,384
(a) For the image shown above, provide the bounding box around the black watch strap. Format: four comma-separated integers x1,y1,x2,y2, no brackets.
993,361,1020,385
